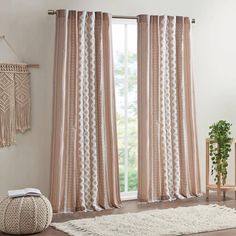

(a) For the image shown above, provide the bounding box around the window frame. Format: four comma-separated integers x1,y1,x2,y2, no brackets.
112,19,138,201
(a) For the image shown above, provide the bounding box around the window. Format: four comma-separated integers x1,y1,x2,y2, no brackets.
112,19,138,200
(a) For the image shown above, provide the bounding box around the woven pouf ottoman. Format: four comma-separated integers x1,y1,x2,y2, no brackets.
0,195,53,235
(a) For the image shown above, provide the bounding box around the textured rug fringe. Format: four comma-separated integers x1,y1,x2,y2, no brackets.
51,222,101,236
210,204,236,213
51,204,236,236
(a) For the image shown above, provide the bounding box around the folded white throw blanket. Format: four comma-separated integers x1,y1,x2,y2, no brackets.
8,188,41,198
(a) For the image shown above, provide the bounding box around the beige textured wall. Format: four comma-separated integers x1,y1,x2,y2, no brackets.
1,0,236,196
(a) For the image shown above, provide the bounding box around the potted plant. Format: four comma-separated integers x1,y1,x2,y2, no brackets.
209,120,232,186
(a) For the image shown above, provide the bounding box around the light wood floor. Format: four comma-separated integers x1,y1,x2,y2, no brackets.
1,193,236,236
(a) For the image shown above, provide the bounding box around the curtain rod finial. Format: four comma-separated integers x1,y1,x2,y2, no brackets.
48,10,56,15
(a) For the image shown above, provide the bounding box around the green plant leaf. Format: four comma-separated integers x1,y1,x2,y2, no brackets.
208,120,232,186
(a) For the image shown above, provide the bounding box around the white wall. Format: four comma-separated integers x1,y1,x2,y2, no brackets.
1,0,236,197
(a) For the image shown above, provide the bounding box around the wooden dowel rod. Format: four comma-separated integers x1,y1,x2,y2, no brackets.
235,142,236,199
206,140,209,200
27,64,40,68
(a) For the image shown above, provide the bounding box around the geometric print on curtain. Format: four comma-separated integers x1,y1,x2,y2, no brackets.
50,10,121,213
138,15,201,202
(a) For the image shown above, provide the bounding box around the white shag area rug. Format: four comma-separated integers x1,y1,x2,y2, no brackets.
51,204,236,236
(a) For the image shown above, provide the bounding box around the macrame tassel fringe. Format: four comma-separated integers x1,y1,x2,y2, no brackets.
0,109,16,147
16,101,31,133
15,71,31,133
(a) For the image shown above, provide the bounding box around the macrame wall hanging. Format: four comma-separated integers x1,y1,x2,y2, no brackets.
0,35,39,147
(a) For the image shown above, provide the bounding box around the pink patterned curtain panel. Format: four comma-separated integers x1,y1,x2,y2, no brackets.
50,10,121,213
137,15,201,202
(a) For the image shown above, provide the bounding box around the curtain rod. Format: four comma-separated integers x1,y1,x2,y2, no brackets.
48,10,196,23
